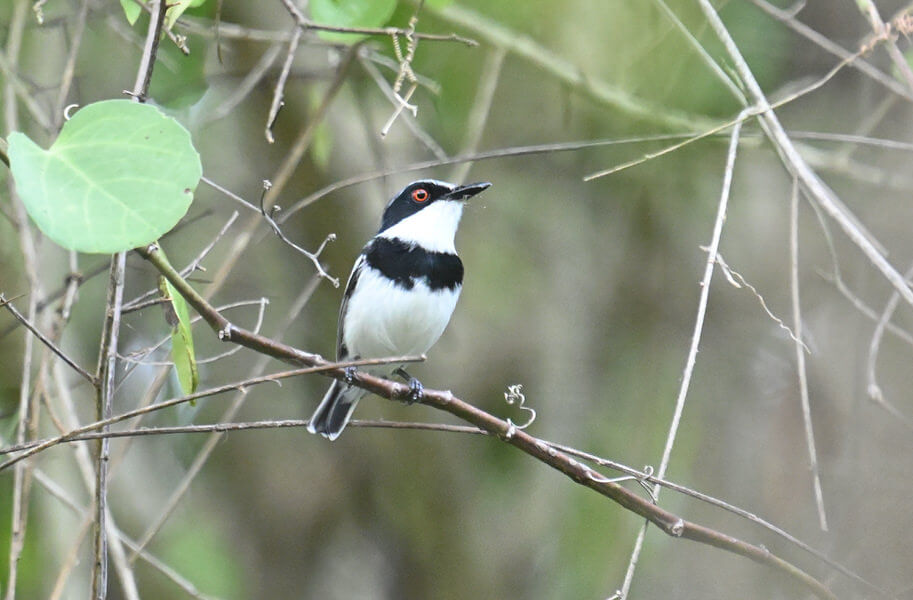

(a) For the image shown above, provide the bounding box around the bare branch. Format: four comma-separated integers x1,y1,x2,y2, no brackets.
620,111,746,599
360,56,446,159
4,3,41,598
0,294,96,384
129,236,836,599
51,0,90,130
789,178,828,531
0,356,426,462
259,181,339,287
698,0,913,329
264,26,301,143
749,0,913,102
854,0,913,95
866,260,913,429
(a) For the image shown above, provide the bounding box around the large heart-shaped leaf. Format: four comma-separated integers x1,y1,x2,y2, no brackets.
7,99,201,254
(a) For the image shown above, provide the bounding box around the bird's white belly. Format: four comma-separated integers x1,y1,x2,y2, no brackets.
343,266,460,359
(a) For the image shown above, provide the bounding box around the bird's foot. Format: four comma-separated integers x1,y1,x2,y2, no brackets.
406,377,424,404
344,366,357,385
394,367,424,404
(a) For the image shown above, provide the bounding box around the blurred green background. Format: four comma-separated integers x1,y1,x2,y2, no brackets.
2,0,913,598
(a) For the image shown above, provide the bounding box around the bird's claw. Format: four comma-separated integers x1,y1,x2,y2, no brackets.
393,367,423,404
406,377,424,404
344,366,357,385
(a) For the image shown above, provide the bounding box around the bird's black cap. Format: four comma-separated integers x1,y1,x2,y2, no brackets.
378,179,491,233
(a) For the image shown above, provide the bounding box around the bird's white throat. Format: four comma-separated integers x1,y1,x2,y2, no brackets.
379,199,464,253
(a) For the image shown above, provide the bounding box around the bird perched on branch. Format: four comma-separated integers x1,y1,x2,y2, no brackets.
308,179,491,440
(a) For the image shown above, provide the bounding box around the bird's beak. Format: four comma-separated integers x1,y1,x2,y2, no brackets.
446,181,491,201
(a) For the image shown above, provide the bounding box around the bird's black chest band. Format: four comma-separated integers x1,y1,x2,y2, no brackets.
364,237,463,291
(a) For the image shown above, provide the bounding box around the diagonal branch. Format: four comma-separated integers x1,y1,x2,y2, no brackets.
0,294,96,384
697,0,913,323
129,243,837,599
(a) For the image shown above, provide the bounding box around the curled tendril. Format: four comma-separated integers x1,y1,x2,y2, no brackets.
503,384,535,439
63,104,79,121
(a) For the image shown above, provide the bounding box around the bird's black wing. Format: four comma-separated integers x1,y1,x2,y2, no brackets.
336,253,365,360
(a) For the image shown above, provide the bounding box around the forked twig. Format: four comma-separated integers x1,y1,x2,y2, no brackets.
259,180,338,287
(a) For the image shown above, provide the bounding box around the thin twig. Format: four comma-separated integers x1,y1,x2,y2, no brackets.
450,46,506,183
90,2,166,597
121,210,239,312
119,298,268,366
281,133,743,219
199,177,260,212
52,0,90,130
0,47,53,132
0,294,96,384
119,0,189,53
91,252,127,600
381,3,423,136
264,42,359,225
866,260,913,428
4,3,40,598
789,178,828,532
0,356,427,461
650,0,745,104
264,26,300,143
362,47,441,94
619,111,746,598
854,0,913,95
698,0,913,326
710,252,809,351
749,0,913,102
360,56,447,159
583,46,863,182
202,41,284,125
49,355,140,599
259,181,338,286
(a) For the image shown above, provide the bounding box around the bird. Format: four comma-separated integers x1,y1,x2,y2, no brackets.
307,179,491,440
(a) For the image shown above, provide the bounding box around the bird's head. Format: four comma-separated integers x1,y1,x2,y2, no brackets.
377,179,490,251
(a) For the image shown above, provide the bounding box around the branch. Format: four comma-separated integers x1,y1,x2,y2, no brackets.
0,294,96,384
620,110,745,597
789,178,829,531
0,356,425,463
277,0,476,46
130,245,837,599
697,0,913,323
749,0,913,102
91,1,166,597
258,181,338,287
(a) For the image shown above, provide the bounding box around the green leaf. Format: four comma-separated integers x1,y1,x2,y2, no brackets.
310,0,397,43
158,271,199,396
149,33,208,108
119,0,141,25
164,0,207,31
7,100,201,254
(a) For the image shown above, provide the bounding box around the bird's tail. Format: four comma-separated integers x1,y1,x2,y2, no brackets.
307,379,366,441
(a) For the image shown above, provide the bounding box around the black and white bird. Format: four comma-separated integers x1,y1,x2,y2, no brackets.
307,179,491,440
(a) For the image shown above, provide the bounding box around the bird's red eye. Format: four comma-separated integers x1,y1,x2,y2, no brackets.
412,188,429,202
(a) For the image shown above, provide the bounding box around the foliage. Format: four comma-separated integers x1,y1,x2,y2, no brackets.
7,100,200,253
